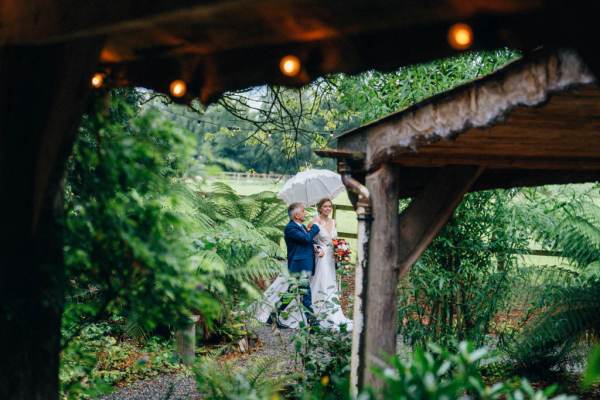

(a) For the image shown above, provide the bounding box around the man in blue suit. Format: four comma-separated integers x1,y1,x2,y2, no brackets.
278,202,321,326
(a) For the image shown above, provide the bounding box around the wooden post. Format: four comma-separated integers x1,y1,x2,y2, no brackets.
339,160,370,396
0,40,102,400
363,164,400,387
362,165,483,389
176,315,200,365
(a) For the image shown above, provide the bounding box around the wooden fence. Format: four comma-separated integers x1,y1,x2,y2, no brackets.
332,204,357,239
214,171,291,181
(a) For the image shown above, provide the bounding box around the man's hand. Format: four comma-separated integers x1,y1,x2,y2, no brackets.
318,249,325,257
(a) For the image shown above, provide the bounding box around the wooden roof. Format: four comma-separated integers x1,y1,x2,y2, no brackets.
2,1,599,103
318,49,600,197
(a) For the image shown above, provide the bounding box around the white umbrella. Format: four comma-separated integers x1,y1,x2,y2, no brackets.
277,169,345,206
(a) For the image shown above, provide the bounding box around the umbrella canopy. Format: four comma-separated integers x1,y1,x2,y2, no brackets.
277,169,345,206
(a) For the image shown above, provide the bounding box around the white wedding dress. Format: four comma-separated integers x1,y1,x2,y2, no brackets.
253,220,352,331
310,221,353,331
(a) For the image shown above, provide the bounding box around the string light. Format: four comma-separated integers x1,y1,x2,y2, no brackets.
448,23,473,50
91,72,105,89
279,55,301,77
169,80,187,98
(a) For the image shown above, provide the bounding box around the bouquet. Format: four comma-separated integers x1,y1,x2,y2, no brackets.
332,238,352,267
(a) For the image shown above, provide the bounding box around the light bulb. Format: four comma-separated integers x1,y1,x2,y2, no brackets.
91,72,105,88
279,55,301,77
448,23,473,50
169,80,187,98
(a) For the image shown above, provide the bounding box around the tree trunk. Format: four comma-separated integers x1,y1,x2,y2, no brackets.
0,40,101,400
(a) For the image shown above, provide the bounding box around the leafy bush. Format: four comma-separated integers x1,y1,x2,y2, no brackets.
294,342,574,400
364,342,575,400
504,186,600,372
60,320,185,399
398,190,527,348
292,325,351,386
194,356,290,399
61,91,288,396
64,91,219,337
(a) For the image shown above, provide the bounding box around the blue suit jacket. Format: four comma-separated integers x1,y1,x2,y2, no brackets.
284,220,320,274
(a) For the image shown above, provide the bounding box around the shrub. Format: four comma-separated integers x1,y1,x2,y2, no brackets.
398,190,527,348
364,342,575,400
194,356,290,400
60,320,185,399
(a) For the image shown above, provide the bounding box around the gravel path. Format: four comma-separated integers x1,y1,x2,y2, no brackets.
99,325,295,400
99,375,199,400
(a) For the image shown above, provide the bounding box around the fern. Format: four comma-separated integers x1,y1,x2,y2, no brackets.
181,181,287,340
194,355,290,399
509,190,600,371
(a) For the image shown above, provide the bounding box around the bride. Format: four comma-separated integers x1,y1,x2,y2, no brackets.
254,198,352,331
308,198,353,331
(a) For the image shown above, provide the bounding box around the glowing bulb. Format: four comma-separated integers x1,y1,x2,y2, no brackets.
279,55,301,77
169,80,187,98
91,72,105,88
448,23,473,50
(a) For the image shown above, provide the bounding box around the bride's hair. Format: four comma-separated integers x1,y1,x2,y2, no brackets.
316,198,333,214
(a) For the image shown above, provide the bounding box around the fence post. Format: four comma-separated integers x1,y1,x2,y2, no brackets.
175,315,200,365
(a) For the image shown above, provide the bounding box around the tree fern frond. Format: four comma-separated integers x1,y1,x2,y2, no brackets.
257,226,285,243
557,215,600,268
228,254,283,282
211,182,239,199
192,250,227,275
254,204,287,228
511,280,600,369
193,211,218,231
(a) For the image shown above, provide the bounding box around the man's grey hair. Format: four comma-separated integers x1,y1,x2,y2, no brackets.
288,202,305,219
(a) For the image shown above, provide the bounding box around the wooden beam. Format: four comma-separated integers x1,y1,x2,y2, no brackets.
391,155,600,170
385,167,600,198
396,166,484,274
362,165,483,389
314,148,365,162
1,0,540,45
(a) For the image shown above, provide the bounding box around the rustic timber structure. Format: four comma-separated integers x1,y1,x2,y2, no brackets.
2,1,600,398
317,48,600,391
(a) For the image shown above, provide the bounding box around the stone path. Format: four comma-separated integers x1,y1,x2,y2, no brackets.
99,326,294,400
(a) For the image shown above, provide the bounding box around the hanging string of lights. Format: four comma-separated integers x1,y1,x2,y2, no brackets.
90,23,474,99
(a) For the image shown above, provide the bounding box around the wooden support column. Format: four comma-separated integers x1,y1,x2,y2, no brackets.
0,40,102,400
362,165,483,389
338,160,370,396
364,164,400,387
